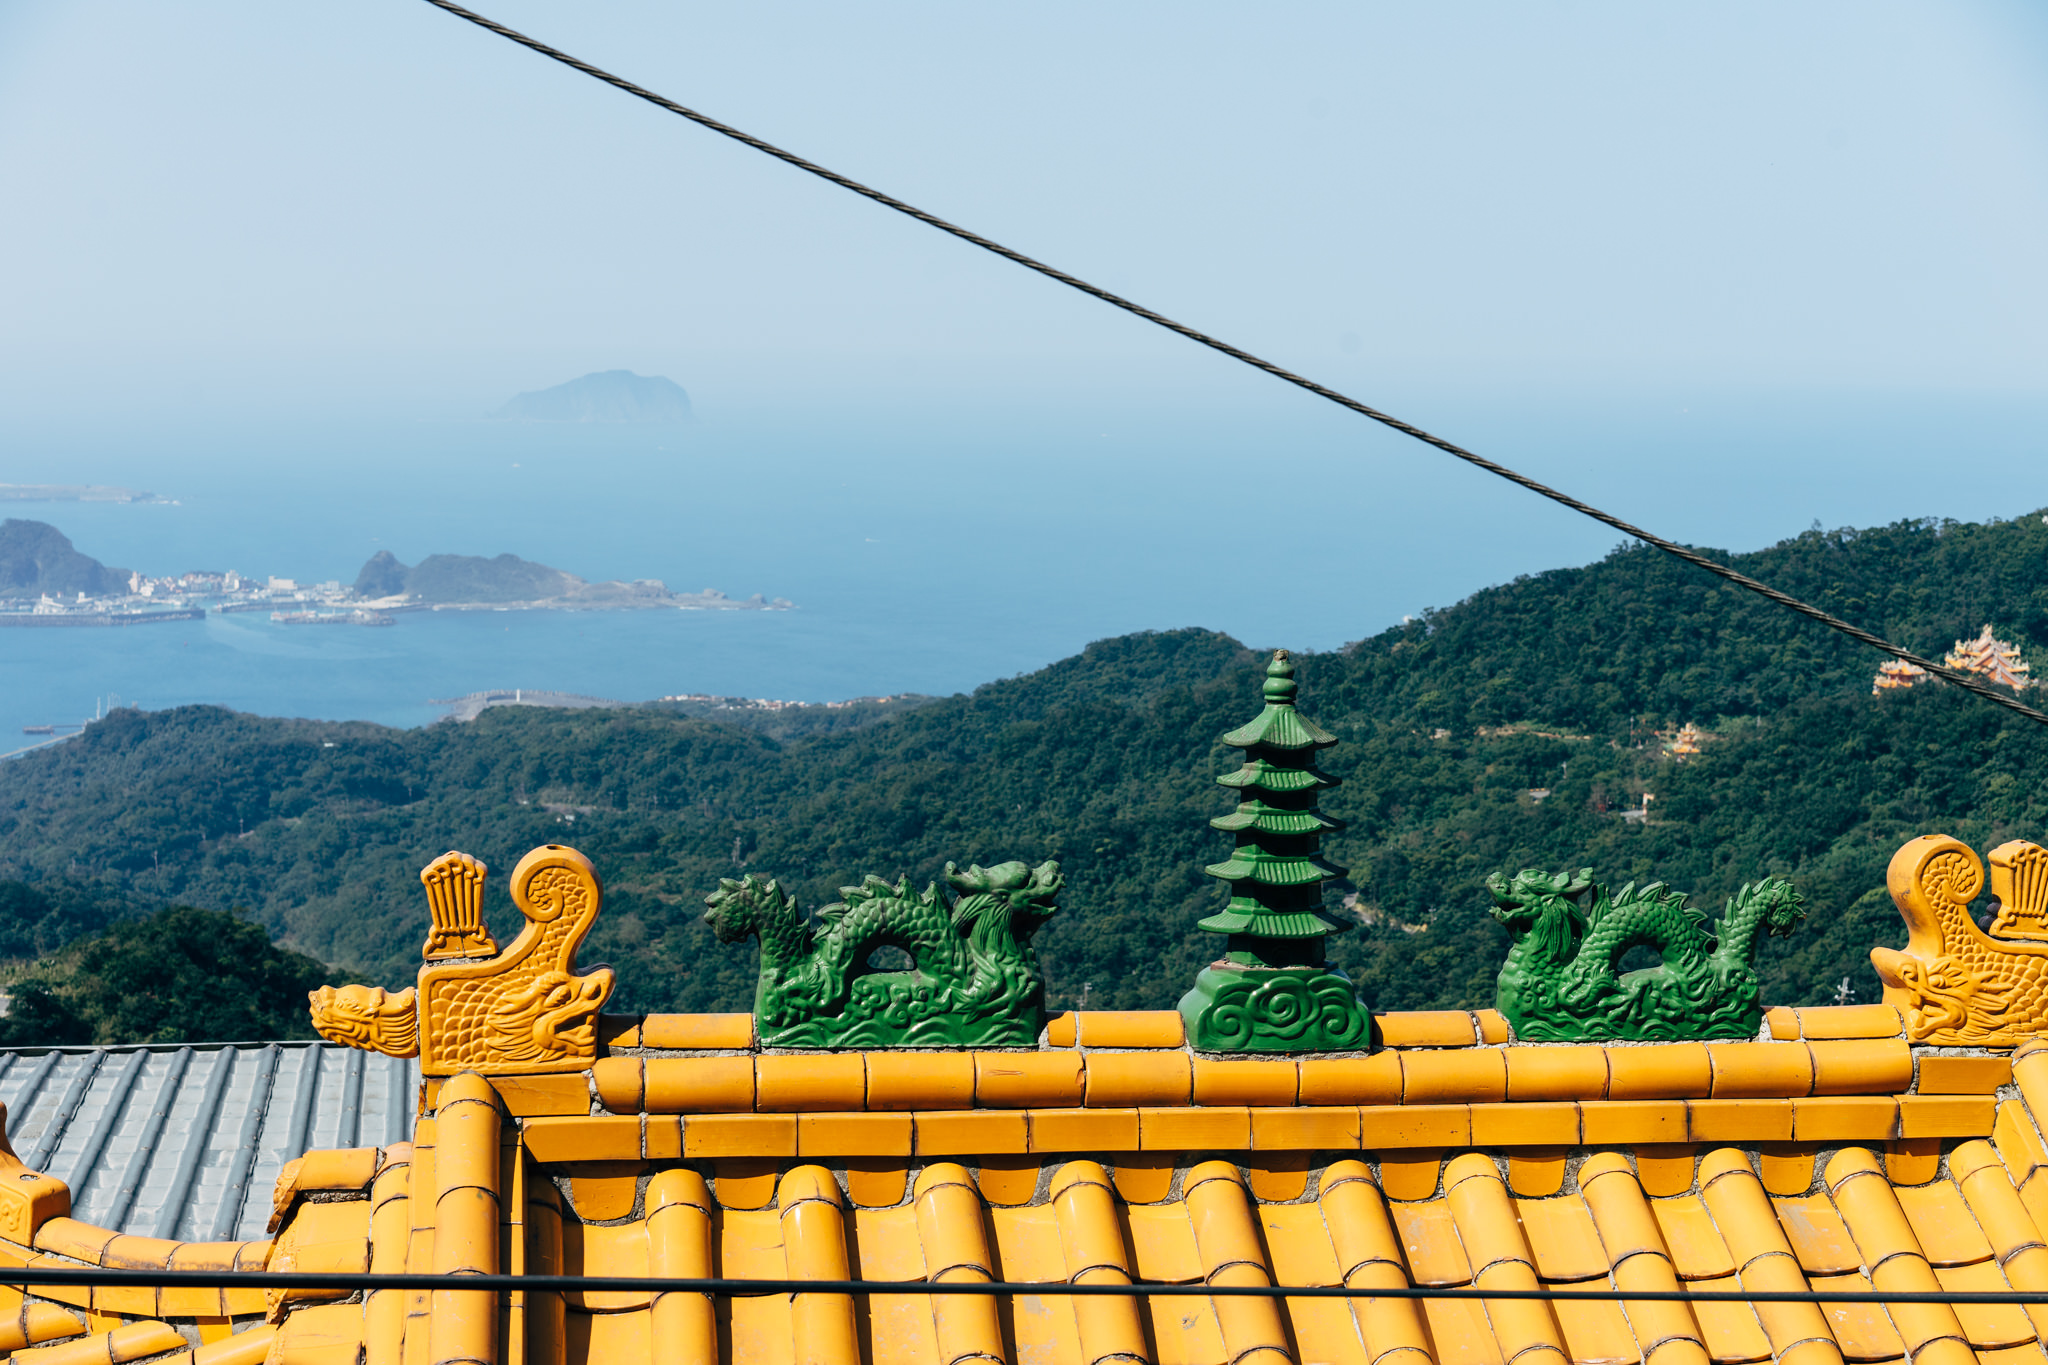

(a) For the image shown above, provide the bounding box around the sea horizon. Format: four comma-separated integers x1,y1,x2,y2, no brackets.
4,385,2044,744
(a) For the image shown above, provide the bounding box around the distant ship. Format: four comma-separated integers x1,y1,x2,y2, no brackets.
272,610,395,627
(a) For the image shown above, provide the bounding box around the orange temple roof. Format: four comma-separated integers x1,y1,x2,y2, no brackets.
7,836,2048,1365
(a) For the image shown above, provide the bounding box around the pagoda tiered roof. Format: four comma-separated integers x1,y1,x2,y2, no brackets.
1874,626,2033,695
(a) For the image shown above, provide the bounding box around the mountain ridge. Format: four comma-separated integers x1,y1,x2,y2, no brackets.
0,520,129,598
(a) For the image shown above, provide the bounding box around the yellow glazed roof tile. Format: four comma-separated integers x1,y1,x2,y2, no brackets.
1650,1195,1738,1280
1808,1269,1908,1361
1248,1157,1310,1202
1420,1294,1509,1365
1376,1011,1481,1049
1139,1105,1249,1151
912,1109,1027,1157
754,1053,864,1111
1933,1259,2038,1349
972,1052,1083,1108
1772,1193,1863,1275
637,1012,753,1050
1758,1149,1818,1196
1388,1200,1473,1287
1377,1152,1446,1201
1298,1053,1404,1105
1074,1010,1185,1048
1124,1202,1203,1283
1897,1181,1998,1266
1081,1050,1191,1107
1506,1148,1568,1197
1794,1005,1908,1040
1608,1044,1713,1100
1810,1040,1914,1095
1513,1194,1610,1282
1191,1057,1298,1107
1681,1273,1774,1363
1980,1346,2048,1365
1111,1153,1175,1203
1920,1056,2015,1095
1993,1101,2048,1185
1706,1042,1815,1098
1548,1291,1645,1365
1401,1049,1507,1105
2014,1045,2048,1118
1259,1201,1341,1290
1504,1047,1609,1102
1901,1095,2000,1139
636,1056,754,1113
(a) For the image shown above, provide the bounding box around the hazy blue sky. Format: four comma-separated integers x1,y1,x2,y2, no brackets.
4,1,2044,418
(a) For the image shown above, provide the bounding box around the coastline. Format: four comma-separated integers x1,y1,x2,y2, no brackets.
0,592,795,628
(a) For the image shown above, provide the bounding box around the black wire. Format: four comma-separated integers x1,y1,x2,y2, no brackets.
414,0,2048,730
8,1265,2048,1305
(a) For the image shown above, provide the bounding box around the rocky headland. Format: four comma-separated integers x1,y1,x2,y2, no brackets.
353,550,789,611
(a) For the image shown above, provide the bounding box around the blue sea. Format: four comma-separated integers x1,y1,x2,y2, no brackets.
3,387,2044,747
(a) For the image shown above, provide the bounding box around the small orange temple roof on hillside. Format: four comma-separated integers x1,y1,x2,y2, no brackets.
1876,625,2033,695
1947,623,2033,691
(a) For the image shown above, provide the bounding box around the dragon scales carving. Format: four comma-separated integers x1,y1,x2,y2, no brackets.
309,844,615,1074
1488,867,1806,1041
1872,834,2048,1045
705,859,1061,1048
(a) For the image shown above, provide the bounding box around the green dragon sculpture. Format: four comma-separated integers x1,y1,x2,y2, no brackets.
703,859,1062,1048
1487,867,1806,1041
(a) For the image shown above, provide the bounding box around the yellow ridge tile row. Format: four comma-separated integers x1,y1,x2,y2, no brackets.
520,1094,1994,1162
11,1319,187,1365
611,1004,1916,1053
11,1223,272,1319
602,1008,1522,1052
1765,1004,1909,1041
579,1038,1927,1118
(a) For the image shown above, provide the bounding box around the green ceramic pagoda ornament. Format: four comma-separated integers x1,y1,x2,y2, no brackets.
1177,650,1372,1051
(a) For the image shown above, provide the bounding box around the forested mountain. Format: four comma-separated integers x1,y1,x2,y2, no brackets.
3,511,2046,1020
0,519,128,597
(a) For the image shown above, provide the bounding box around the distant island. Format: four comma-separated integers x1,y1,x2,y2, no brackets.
0,519,791,626
493,370,692,423
353,550,789,612
0,484,168,504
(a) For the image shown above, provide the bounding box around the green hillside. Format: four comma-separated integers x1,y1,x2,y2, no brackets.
2,511,2046,1020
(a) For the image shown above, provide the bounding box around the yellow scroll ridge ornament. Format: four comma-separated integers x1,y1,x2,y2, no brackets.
309,843,615,1072
1871,833,2048,1045
417,843,615,1075
420,850,497,960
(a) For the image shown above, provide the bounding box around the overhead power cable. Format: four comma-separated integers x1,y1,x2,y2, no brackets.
417,0,2048,729
17,1263,2048,1305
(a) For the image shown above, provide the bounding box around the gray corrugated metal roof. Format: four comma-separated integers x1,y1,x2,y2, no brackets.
0,1044,417,1242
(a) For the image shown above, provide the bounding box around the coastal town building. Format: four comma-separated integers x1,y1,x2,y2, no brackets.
2,660,2047,1365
